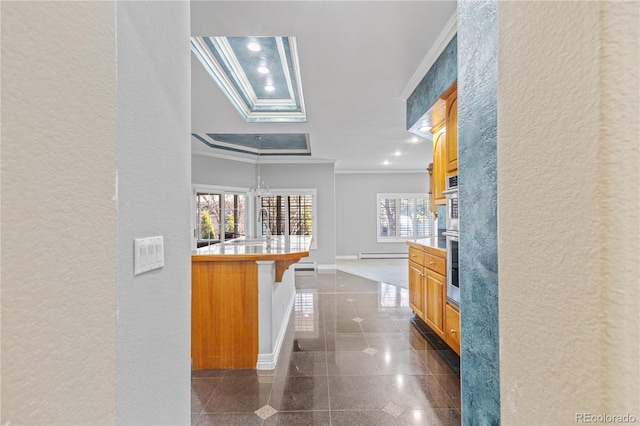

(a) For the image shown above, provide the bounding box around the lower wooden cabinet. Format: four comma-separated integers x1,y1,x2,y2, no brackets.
407,241,460,355
425,269,445,335
408,261,425,319
445,303,461,355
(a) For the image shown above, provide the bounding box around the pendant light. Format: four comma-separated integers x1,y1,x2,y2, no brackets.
250,135,270,197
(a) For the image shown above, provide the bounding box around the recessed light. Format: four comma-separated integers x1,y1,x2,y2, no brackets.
247,42,261,52
411,136,420,143
383,160,389,166
394,151,401,156
419,125,431,132
257,66,270,74
264,85,275,92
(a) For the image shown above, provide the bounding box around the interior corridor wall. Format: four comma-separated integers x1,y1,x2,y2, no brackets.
192,155,336,266
498,1,639,423
116,2,192,424
335,172,429,257
1,2,117,423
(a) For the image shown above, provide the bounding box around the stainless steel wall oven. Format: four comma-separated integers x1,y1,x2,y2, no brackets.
443,175,460,307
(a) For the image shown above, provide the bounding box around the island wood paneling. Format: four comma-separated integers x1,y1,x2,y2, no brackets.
191,261,258,369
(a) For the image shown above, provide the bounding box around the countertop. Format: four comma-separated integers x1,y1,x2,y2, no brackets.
407,236,447,253
192,235,312,262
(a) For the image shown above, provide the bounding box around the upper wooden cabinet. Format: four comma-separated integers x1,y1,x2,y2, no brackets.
445,85,458,175
432,128,447,206
430,82,457,205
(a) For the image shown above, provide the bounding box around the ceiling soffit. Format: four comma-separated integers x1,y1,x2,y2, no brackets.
191,36,307,123
192,133,311,156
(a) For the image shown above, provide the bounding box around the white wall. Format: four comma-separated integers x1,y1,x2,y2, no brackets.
335,172,429,257
498,1,639,423
192,155,337,266
1,2,117,424
116,2,192,425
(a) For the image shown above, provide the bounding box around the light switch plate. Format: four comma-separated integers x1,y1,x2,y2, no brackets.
134,236,165,275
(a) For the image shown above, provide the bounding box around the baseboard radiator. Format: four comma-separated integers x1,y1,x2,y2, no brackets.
358,252,409,260
293,261,318,275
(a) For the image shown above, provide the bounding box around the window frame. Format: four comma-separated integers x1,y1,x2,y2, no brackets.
192,184,250,249
376,193,431,243
259,188,317,250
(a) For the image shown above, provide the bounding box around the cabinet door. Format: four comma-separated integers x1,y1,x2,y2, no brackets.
445,90,458,175
425,269,445,336
432,129,446,205
408,261,425,320
445,303,461,355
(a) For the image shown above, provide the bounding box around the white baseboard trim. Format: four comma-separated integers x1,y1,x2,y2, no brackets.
336,255,358,260
256,290,296,371
359,252,409,260
318,263,337,270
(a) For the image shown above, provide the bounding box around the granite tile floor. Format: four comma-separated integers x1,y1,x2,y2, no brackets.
192,270,461,425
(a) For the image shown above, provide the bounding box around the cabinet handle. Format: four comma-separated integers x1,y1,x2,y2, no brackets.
429,261,435,265
450,329,457,334
419,273,425,277
411,254,417,258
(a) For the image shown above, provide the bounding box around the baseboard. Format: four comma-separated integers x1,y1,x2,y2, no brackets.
336,255,358,260
256,290,296,370
318,263,337,270
358,252,409,260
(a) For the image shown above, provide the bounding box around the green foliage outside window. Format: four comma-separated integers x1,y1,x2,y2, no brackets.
200,211,216,239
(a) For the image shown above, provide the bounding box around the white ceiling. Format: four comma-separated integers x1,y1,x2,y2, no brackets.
191,1,457,172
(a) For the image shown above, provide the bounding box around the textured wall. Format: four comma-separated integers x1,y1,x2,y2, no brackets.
1,2,117,423
406,36,457,130
457,1,500,424
498,1,639,423
335,172,429,256
116,2,192,424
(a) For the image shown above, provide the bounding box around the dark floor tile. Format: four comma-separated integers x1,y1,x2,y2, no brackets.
364,332,412,352
326,351,380,376
360,318,402,333
204,376,272,413
331,409,403,425
275,351,327,377
294,336,327,352
384,307,415,319
263,410,331,425
327,376,389,409
191,413,201,425
196,412,263,425
269,376,330,411
328,375,455,411
191,377,221,414
325,319,364,333
191,369,226,378
417,350,459,376
326,333,369,351
397,407,461,425
433,374,461,410
373,350,431,376
353,308,392,320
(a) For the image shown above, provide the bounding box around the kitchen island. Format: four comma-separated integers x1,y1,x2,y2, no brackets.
192,235,311,370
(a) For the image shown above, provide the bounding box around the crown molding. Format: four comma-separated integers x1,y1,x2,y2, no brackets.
399,9,457,102
335,169,427,175
192,149,336,165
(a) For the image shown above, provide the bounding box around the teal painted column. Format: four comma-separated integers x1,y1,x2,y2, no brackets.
458,0,500,424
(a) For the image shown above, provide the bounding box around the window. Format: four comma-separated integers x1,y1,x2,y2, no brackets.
194,188,247,247
377,193,430,242
259,190,316,248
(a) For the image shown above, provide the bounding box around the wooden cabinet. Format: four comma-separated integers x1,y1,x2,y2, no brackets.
430,82,457,204
407,242,446,340
408,261,425,319
445,85,458,175
432,128,447,205
445,303,461,355
425,269,445,335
